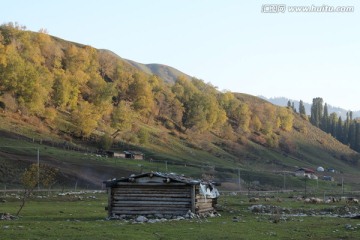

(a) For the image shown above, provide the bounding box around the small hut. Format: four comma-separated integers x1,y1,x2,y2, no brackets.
124,151,144,160
103,172,219,217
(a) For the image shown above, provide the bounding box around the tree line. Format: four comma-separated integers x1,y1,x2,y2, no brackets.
309,97,360,152
288,97,360,152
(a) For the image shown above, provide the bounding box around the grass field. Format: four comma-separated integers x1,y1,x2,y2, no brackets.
1,192,360,240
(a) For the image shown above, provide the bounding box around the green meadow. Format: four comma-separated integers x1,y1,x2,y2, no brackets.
1,192,360,240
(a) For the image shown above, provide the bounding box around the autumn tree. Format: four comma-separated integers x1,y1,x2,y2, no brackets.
234,103,251,133
71,100,101,138
277,107,294,131
111,101,136,132
251,115,262,132
171,76,228,132
128,73,154,117
17,163,58,216
98,51,117,80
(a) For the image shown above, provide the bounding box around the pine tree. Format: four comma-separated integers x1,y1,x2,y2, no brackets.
354,122,360,152
299,100,306,116
336,116,343,142
287,100,291,108
321,103,329,132
329,112,338,138
343,112,351,144
291,102,296,113
310,97,323,128
349,121,356,149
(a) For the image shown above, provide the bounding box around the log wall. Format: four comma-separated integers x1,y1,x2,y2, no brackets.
195,188,216,214
109,184,192,216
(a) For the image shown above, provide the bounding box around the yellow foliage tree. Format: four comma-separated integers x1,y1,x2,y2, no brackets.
17,163,58,216
252,115,262,132
277,107,294,131
71,100,101,138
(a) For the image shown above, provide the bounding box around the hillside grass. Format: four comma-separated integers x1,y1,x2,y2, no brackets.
1,98,360,191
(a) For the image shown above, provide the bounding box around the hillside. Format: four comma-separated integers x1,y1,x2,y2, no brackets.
0,23,359,191
124,59,191,83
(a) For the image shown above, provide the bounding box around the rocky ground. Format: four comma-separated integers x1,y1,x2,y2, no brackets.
248,204,360,218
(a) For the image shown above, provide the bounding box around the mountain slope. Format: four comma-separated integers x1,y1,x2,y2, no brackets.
0,24,359,190
124,59,191,83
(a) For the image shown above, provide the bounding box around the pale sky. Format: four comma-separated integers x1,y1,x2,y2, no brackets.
1,0,359,110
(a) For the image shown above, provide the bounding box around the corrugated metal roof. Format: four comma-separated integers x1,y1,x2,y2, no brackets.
104,172,204,186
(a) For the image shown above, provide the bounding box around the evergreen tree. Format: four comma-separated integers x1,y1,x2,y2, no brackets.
299,100,306,116
355,122,360,152
321,103,329,132
329,112,338,138
336,116,343,142
291,102,296,113
310,97,323,127
287,100,291,108
343,112,351,144
349,121,356,149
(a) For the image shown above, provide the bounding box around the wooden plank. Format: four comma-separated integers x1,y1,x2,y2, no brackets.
111,210,188,215
196,203,213,209
111,206,190,211
107,188,112,217
115,182,189,186
113,193,191,197
196,207,214,213
113,190,190,194
112,200,191,205
196,198,215,203
113,189,190,193
112,203,190,207
191,185,195,213
113,197,191,201
112,185,190,189
113,194,190,198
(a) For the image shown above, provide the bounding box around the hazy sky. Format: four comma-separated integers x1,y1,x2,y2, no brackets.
2,0,359,110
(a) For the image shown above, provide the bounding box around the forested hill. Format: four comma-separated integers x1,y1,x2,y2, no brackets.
0,23,359,186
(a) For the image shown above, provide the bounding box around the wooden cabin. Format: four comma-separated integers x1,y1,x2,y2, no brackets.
103,172,219,217
124,151,144,160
